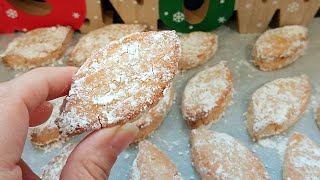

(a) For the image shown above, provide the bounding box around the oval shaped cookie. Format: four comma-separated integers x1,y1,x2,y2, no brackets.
129,140,183,180
55,31,181,136
283,132,320,179
181,61,233,129
29,97,67,150
1,26,73,69
190,129,269,180
247,75,310,140
69,24,148,67
41,144,76,180
133,86,175,143
178,32,218,70
253,25,308,71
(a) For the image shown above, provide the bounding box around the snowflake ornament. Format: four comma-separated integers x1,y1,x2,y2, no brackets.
72,12,80,19
173,12,184,23
218,17,226,23
6,9,18,19
287,2,300,13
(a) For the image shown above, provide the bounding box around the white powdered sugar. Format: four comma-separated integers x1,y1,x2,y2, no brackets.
191,129,269,179
253,136,289,161
2,26,70,59
254,25,308,62
70,24,147,66
251,75,309,133
183,61,232,121
285,133,320,178
56,31,180,135
41,143,76,180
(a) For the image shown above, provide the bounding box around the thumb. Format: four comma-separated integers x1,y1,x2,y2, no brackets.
60,123,139,180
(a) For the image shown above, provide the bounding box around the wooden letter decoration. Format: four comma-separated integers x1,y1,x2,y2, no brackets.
109,0,159,30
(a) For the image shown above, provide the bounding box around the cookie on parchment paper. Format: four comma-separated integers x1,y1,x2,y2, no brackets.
41,143,76,180
252,25,308,71
247,75,311,141
129,140,183,180
283,132,320,180
29,97,68,151
133,85,175,143
69,24,148,67
1,26,73,69
55,31,181,136
178,32,218,70
181,61,233,129
190,129,269,180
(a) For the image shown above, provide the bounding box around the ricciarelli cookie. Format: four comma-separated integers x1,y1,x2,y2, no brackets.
283,132,320,179
129,140,183,180
1,26,73,69
181,61,233,129
29,97,68,150
55,31,181,136
247,75,310,140
69,24,148,67
133,86,175,143
190,129,269,180
178,32,218,70
252,25,308,71
41,144,76,180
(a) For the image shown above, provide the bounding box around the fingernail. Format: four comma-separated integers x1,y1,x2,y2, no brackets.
119,123,139,133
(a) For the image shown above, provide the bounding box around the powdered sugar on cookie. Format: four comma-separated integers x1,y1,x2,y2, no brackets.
254,25,308,63
251,75,310,133
2,26,71,59
56,31,181,135
191,129,269,179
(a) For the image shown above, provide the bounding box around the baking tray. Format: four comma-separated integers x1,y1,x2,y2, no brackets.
0,19,319,180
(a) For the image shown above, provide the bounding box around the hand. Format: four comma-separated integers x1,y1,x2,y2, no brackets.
0,67,138,180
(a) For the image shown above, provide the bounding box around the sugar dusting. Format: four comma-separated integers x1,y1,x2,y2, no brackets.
285,133,320,178
191,129,269,179
251,75,310,133
182,61,232,121
56,31,181,135
254,25,308,62
1,26,70,59
41,143,76,180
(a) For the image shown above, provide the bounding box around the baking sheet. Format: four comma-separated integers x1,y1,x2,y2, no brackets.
0,19,319,180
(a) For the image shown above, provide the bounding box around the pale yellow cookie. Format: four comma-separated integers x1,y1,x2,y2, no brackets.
247,75,310,141
178,32,218,70
253,25,308,71
129,140,183,180
55,31,181,136
283,132,320,179
1,26,73,69
41,144,76,180
133,86,175,143
181,61,233,129
69,24,148,67
29,97,67,150
190,129,269,180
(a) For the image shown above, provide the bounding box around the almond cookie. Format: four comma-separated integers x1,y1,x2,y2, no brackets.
1,26,73,69
55,31,181,136
178,32,218,70
252,25,308,71
181,61,233,129
190,129,269,180
69,24,148,67
133,86,175,143
29,97,68,150
283,132,320,179
129,140,183,180
247,75,310,141
41,143,76,180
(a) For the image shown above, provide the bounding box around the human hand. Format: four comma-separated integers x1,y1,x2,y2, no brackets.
0,67,138,180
